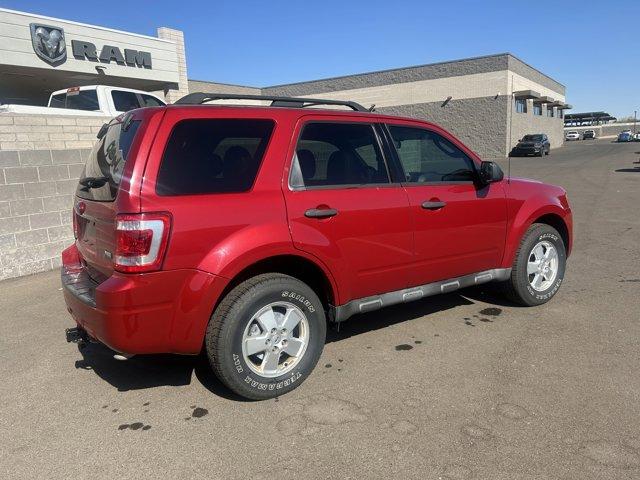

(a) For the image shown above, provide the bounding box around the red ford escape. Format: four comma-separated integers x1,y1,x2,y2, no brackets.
62,93,572,400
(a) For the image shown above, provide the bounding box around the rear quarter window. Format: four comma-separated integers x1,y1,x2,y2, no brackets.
156,119,275,196
76,117,141,201
50,90,100,111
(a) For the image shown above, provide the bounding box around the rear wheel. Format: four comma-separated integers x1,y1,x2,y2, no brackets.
502,223,566,306
205,273,326,400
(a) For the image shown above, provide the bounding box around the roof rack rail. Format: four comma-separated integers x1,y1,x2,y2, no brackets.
174,92,369,112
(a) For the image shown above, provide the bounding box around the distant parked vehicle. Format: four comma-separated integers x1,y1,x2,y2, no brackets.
565,131,580,141
617,131,633,142
0,85,165,117
511,134,550,157
582,130,596,140
633,132,640,142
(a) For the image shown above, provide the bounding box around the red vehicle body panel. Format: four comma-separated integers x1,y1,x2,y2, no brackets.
61,105,573,355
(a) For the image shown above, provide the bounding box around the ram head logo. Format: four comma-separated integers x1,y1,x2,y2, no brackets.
30,23,67,66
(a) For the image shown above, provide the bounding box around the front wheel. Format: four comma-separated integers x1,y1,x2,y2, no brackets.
502,223,566,306
205,273,326,400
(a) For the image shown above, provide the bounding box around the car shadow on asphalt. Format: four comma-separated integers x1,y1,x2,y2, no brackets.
73,286,516,400
75,343,250,401
615,168,640,172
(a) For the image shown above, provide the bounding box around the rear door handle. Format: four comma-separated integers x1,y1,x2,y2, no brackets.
305,208,338,219
421,201,447,210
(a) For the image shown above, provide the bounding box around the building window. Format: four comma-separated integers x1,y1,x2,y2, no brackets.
515,98,527,113
546,107,554,117
533,104,542,116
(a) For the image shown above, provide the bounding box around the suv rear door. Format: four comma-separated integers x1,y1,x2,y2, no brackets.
283,115,413,303
385,122,507,286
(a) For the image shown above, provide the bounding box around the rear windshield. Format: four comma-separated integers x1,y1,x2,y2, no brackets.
156,119,274,196
76,117,141,201
49,90,99,111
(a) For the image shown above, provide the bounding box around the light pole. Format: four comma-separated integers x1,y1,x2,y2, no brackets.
634,110,637,134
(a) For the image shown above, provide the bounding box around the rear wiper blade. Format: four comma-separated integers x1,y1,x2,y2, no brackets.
79,176,108,189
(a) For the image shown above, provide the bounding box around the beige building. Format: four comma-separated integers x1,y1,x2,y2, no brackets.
0,8,188,105
192,54,570,159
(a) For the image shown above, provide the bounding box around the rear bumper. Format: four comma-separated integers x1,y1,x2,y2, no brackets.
61,244,226,355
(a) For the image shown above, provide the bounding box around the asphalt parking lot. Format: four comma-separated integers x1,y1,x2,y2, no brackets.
2,138,639,480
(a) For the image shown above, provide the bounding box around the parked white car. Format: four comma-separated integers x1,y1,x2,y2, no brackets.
565,131,580,141
0,85,165,117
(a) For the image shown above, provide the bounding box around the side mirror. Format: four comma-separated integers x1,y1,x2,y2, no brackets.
479,161,504,185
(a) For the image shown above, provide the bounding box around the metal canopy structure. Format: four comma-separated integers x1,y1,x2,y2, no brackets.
513,89,541,99
564,111,617,126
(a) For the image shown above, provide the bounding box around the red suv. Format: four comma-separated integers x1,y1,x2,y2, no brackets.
62,93,572,399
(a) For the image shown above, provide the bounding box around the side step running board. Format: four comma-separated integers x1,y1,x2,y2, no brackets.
332,268,511,323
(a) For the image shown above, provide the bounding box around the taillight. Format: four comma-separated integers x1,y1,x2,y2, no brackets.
114,212,171,273
72,210,79,239
73,201,85,239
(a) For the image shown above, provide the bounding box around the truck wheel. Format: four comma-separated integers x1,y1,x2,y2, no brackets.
205,273,326,400
502,223,566,306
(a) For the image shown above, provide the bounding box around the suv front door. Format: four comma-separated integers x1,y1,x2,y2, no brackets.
386,123,507,286
283,117,413,303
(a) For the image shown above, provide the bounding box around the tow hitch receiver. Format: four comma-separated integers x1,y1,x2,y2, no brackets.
65,327,87,344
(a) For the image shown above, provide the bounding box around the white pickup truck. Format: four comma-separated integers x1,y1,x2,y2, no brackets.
0,85,166,117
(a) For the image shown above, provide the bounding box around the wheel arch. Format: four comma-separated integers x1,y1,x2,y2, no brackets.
533,213,570,253
215,253,339,317
502,205,572,268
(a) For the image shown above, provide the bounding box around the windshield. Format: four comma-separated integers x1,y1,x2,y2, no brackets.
522,135,543,142
76,117,141,201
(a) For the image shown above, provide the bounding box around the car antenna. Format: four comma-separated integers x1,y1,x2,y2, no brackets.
506,74,514,184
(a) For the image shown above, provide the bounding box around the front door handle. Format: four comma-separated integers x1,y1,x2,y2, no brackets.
305,208,338,219
421,201,447,210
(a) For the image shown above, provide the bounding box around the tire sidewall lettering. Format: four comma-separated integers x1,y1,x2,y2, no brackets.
281,290,315,313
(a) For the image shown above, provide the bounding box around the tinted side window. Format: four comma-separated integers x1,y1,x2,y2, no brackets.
140,94,165,107
49,93,65,108
388,126,476,183
76,117,141,201
112,91,141,112
51,91,100,111
292,123,389,187
156,119,274,196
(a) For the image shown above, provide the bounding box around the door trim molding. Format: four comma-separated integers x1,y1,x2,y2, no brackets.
332,268,511,322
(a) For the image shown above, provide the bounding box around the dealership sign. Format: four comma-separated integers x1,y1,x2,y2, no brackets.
30,24,66,66
29,23,152,69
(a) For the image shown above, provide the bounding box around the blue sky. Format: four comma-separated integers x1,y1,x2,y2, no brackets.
4,0,639,118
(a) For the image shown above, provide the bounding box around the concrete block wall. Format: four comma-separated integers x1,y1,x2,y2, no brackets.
0,114,106,281
564,123,638,139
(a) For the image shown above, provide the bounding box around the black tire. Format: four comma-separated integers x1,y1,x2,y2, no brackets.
502,223,566,306
205,273,326,400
